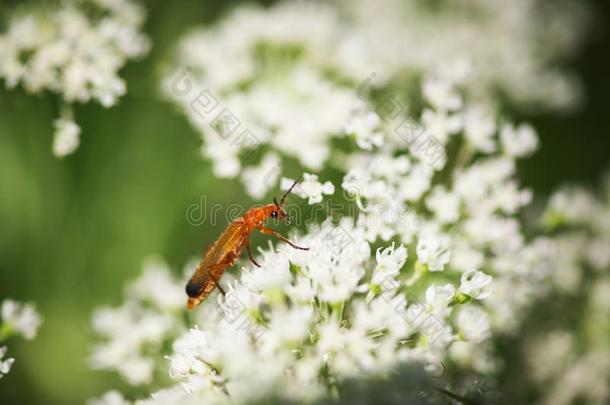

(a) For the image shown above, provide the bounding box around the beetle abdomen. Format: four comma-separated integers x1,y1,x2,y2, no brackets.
185,279,204,298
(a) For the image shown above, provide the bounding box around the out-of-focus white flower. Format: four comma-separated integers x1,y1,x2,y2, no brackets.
367,243,407,301
0,346,15,380
527,331,574,383
463,105,496,153
1,299,42,340
421,109,462,144
542,187,599,228
128,258,188,311
338,0,587,111
281,174,334,205
459,270,493,300
87,390,131,405
240,153,281,199
0,0,149,156
416,234,451,272
424,284,455,317
521,179,610,405
345,107,384,150
52,116,81,157
90,258,186,386
97,218,492,403
425,186,461,224
456,306,491,343
500,123,539,158
422,76,462,111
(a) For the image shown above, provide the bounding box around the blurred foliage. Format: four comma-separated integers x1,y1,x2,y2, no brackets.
0,0,608,404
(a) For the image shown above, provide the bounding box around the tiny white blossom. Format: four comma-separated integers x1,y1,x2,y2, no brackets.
240,153,281,199
500,123,539,158
463,105,496,153
281,174,334,205
52,117,81,157
421,109,462,144
457,306,491,343
422,76,462,111
367,243,408,301
424,284,456,317
425,186,461,224
416,234,451,272
459,270,493,299
0,346,15,379
128,258,185,311
87,390,130,405
1,299,42,340
345,107,384,150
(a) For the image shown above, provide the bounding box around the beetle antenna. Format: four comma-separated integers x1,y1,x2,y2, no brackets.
280,177,300,206
273,197,279,206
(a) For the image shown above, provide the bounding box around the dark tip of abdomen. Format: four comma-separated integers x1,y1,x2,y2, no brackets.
186,280,203,298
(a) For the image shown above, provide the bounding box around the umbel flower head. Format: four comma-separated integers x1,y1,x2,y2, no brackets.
0,299,42,381
522,177,610,405
89,0,589,402
90,218,496,404
0,0,150,157
163,0,587,197
91,51,555,405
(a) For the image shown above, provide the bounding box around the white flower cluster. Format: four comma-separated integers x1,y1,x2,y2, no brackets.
0,346,15,380
525,179,610,405
0,299,42,380
1,299,42,340
90,258,186,386
335,0,587,110
163,0,586,196
341,68,553,353
163,1,356,185
280,174,334,205
0,0,150,157
85,0,594,402
90,219,498,404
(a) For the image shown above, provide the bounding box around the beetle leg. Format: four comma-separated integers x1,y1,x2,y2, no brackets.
205,254,236,296
245,237,261,267
210,276,226,296
257,225,309,250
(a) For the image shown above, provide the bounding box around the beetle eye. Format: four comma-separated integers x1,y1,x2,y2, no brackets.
271,211,278,218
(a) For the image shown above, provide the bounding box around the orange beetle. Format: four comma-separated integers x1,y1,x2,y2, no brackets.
186,178,307,309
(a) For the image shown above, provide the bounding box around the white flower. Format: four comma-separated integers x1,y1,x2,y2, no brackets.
90,260,185,386
0,346,15,379
367,243,407,300
425,186,461,224
463,105,496,153
374,243,407,277
53,116,81,157
422,76,462,111
281,174,334,205
128,258,185,311
416,234,451,272
0,0,149,156
457,306,491,343
87,390,130,405
500,123,538,158
240,153,281,199
459,270,493,300
424,284,455,318
399,163,434,202
1,299,42,340
421,109,462,144
345,107,384,150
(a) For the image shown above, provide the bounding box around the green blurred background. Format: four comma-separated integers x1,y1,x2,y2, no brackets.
0,0,608,403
